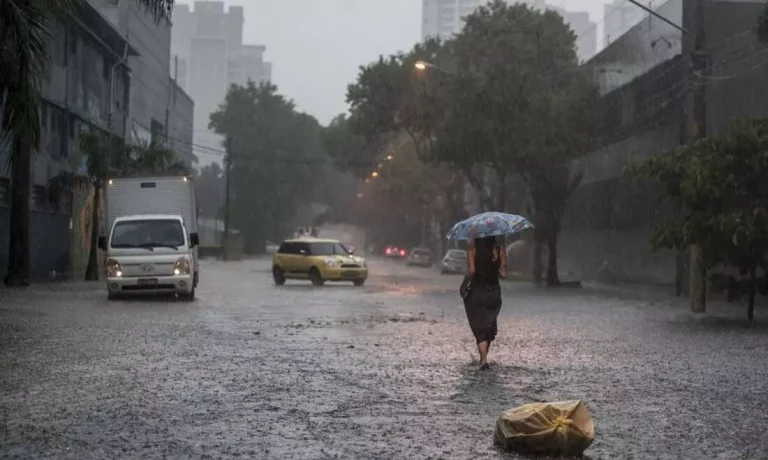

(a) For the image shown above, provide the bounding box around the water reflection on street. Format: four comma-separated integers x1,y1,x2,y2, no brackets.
1,258,767,459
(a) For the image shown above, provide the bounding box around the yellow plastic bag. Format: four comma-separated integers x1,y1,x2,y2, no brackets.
494,400,595,456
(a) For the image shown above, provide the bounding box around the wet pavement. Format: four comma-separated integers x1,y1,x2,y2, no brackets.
1,258,768,459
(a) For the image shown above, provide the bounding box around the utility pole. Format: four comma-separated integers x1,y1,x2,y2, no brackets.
222,136,232,261
628,0,706,313
686,0,708,313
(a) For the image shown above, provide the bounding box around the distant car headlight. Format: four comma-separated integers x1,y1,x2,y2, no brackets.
174,256,191,275
107,258,122,277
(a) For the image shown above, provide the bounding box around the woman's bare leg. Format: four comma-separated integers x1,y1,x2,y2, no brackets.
477,341,490,368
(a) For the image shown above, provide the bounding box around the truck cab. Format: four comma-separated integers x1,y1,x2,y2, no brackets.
98,214,199,300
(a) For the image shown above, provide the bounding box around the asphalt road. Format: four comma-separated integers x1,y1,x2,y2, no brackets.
1,258,767,459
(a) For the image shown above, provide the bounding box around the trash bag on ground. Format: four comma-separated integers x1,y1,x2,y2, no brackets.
494,400,595,456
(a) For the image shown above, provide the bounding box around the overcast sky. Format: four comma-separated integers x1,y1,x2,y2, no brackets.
221,0,627,125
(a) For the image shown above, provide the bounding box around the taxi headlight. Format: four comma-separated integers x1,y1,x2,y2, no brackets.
325,258,337,267
107,258,122,277
174,256,191,275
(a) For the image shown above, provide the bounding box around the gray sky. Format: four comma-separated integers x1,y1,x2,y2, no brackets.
225,0,625,125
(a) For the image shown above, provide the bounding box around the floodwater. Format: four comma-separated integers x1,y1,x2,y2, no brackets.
1,258,767,459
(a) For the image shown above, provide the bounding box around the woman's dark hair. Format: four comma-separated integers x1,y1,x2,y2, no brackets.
474,236,498,279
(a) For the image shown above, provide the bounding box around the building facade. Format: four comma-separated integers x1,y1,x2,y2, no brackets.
0,2,133,280
561,0,768,287
170,1,272,166
88,0,195,165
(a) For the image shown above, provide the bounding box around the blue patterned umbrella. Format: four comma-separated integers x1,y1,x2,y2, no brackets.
446,212,534,241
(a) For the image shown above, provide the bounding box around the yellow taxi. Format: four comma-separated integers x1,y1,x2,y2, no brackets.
272,238,368,286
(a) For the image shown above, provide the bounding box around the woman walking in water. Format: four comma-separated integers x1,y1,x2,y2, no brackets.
460,236,507,370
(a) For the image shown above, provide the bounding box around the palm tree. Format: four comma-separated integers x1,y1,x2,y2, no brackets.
0,0,172,286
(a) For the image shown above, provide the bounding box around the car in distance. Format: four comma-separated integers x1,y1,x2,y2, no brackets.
406,247,434,267
440,249,467,274
384,245,407,259
272,238,368,286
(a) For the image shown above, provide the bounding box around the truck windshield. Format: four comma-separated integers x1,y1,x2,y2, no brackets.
111,219,185,249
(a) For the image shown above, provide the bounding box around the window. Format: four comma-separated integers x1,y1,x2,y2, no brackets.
111,219,185,249
32,186,48,211
278,242,297,255
307,242,349,256
0,178,9,206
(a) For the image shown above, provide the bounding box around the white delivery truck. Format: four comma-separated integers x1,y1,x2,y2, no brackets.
98,176,200,300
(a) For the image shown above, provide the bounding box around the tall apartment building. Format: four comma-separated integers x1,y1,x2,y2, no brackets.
421,0,484,40
171,2,272,165
421,0,595,62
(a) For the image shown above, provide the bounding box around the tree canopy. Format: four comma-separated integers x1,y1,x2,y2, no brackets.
339,0,596,285
209,81,327,252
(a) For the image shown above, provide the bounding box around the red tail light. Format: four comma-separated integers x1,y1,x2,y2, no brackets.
385,248,391,255
400,249,406,256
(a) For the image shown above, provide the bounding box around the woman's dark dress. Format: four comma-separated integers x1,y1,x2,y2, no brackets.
464,246,503,344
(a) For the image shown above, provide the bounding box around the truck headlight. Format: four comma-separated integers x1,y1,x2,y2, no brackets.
107,258,122,277
174,256,191,275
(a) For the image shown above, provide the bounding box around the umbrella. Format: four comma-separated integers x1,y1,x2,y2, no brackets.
446,212,533,241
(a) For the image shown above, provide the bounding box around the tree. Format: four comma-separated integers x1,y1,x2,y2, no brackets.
436,0,597,286
195,163,224,220
321,113,375,176
0,0,172,286
343,39,469,247
628,118,768,322
209,81,326,253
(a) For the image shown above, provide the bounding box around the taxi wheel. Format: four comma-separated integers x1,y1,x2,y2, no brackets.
353,279,366,287
273,266,286,286
309,268,324,286
180,289,195,301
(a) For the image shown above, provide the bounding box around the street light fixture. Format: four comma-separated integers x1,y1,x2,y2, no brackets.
414,60,451,75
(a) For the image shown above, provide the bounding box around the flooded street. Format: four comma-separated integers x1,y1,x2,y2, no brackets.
2,258,767,459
